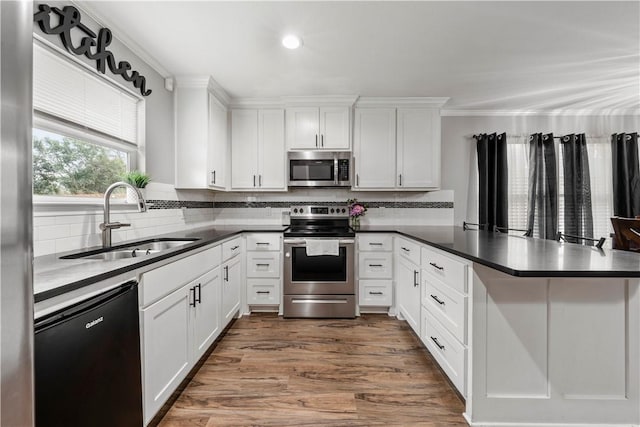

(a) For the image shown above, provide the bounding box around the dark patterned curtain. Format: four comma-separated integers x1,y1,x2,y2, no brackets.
611,132,640,217
476,132,508,231
527,133,558,240
561,134,593,244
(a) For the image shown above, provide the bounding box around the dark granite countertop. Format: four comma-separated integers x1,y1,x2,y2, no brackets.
35,224,640,304
358,225,640,278
34,225,286,303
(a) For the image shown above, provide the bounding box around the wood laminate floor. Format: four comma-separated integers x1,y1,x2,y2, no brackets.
158,313,467,427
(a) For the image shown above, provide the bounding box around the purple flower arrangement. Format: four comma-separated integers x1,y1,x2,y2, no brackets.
347,198,368,218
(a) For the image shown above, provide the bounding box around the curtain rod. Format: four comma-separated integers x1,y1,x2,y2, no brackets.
470,133,638,140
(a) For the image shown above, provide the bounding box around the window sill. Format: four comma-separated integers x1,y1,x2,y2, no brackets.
33,196,143,215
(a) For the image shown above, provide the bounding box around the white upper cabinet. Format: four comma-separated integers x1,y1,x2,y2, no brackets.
353,108,397,189
231,108,286,191
352,98,446,191
286,106,350,150
396,108,441,189
174,78,229,190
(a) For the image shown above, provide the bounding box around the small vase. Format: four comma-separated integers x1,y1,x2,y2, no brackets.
351,216,361,230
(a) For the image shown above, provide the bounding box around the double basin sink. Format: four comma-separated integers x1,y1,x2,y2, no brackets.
60,238,200,261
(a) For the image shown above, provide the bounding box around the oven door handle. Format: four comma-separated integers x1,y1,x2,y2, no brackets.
283,239,355,245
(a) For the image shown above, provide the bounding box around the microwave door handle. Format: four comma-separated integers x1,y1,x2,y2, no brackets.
334,157,339,185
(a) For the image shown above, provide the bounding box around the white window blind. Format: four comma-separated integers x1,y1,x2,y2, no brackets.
33,43,139,144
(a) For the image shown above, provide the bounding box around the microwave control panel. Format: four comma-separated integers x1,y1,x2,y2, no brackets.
337,159,350,182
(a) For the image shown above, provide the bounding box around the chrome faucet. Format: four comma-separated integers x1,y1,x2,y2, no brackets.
99,181,147,248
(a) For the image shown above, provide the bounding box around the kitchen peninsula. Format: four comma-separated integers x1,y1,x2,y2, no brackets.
34,225,640,426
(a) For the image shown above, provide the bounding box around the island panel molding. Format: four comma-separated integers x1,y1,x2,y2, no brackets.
34,4,152,96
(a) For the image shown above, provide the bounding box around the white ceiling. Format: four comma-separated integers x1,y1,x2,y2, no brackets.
79,1,640,112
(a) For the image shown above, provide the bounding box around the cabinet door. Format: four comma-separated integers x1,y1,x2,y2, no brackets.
175,86,209,189
353,108,396,189
231,109,259,189
286,107,319,149
396,108,440,189
258,109,286,190
192,267,222,361
396,256,421,335
141,285,191,424
320,107,350,150
222,256,242,326
208,94,227,189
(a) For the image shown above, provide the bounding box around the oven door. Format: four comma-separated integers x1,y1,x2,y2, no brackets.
283,239,355,295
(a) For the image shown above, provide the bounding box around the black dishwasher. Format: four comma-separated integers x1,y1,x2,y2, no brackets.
35,280,143,427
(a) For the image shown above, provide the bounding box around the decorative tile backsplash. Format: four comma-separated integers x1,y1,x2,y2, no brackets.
213,201,453,209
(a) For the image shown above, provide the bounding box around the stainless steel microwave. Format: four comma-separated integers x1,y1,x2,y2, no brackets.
288,151,351,187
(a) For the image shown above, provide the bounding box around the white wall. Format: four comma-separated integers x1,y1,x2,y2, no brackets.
441,114,640,226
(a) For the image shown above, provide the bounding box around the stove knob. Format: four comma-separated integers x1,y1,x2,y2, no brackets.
293,208,298,214
299,208,304,213
330,208,335,213
341,208,346,213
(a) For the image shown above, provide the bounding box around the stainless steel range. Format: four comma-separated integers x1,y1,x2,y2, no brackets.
283,205,356,318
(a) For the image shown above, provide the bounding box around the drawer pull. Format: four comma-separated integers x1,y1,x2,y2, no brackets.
401,247,410,252
430,294,445,305
231,245,240,251
256,291,271,294
256,242,270,246
369,291,384,295
368,242,383,246
256,263,270,267
429,262,444,271
368,264,384,267
430,336,445,350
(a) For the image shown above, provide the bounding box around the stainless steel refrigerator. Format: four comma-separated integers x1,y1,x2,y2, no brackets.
1,1,34,426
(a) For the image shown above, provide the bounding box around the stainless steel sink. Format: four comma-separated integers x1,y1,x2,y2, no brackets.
60,238,200,260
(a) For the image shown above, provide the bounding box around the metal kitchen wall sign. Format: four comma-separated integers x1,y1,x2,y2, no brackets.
34,4,152,96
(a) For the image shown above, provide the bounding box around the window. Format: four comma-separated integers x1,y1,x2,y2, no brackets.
33,128,130,198
32,41,143,202
507,135,614,246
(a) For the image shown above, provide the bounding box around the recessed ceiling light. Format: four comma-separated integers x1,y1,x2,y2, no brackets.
282,34,303,50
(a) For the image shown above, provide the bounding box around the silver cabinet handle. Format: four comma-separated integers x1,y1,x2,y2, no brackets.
369,291,383,295
253,175,256,187
356,174,359,186
399,174,402,186
368,242,383,246
256,291,270,294
413,270,419,287
431,294,445,305
315,134,318,147
321,134,324,147
224,265,229,281
431,336,445,350
259,175,262,187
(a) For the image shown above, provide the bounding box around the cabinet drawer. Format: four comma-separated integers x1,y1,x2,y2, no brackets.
421,246,467,293
140,245,221,307
422,310,466,396
246,233,281,251
359,252,393,279
358,234,393,252
359,280,392,306
222,237,242,261
396,237,421,265
246,252,281,278
422,273,467,343
247,279,280,305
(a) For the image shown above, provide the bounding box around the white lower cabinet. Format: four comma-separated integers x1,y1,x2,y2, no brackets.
358,234,394,310
247,278,280,305
359,280,393,306
396,254,421,335
193,267,222,360
422,310,466,395
222,255,241,324
141,284,191,425
245,233,282,311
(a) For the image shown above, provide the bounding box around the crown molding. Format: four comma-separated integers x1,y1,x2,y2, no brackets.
441,108,640,117
173,76,231,108
72,1,172,79
228,98,285,109
355,97,449,108
281,95,359,107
